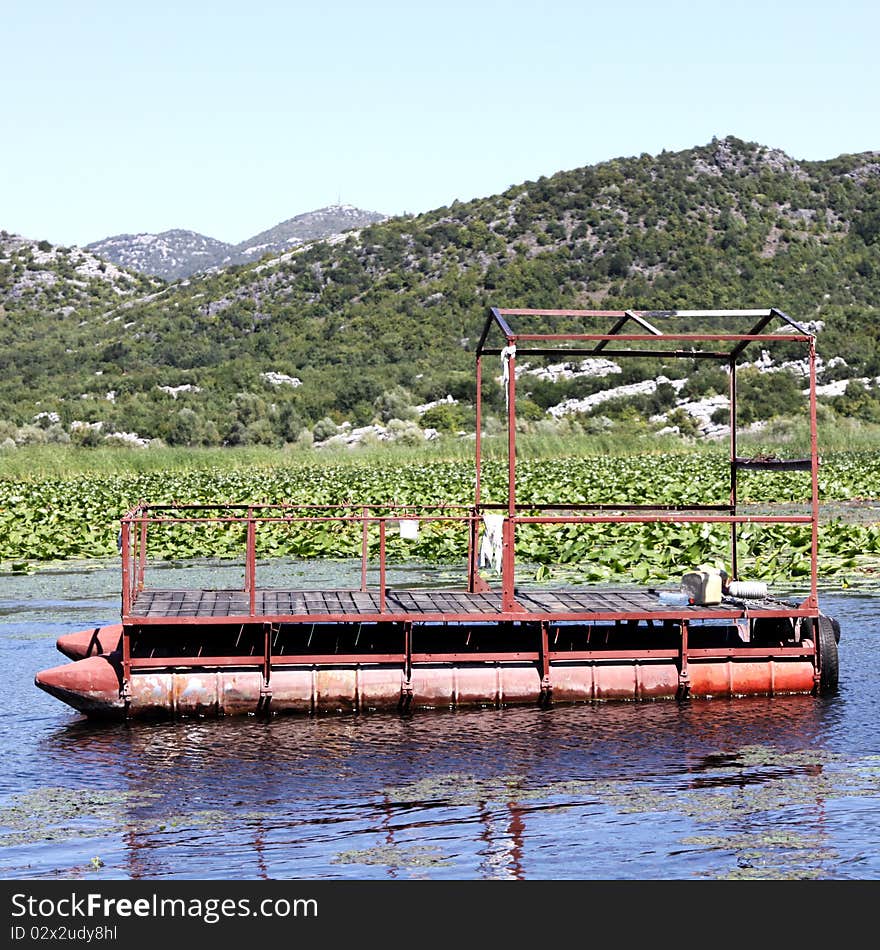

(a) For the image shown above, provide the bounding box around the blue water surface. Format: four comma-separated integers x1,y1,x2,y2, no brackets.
0,559,877,881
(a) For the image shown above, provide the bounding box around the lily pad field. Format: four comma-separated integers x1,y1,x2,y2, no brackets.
2,450,880,585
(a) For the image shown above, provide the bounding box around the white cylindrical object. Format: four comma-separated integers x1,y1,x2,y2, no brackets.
399,519,419,540
727,580,768,599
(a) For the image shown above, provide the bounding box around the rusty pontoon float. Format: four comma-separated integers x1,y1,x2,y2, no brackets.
36,307,841,719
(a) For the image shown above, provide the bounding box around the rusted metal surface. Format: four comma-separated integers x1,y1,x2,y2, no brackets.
808,338,821,609
56,624,123,661
35,653,819,720
125,587,815,623
687,658,816,697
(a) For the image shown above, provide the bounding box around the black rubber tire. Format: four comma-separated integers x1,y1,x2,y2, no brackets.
815,615,839,694
831,616,841,644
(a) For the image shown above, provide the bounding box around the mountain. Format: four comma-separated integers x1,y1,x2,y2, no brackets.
3,136,880,448
85,205,388,280
85,229,232,282
225,205,388,268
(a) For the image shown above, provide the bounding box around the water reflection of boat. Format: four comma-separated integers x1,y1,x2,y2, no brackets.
36,308,841,720
34,699,838,879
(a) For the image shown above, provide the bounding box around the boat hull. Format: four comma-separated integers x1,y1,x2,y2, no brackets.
56,624,123,661
34,653,819,720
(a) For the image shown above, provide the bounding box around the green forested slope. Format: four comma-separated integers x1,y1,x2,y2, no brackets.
2,136,879,446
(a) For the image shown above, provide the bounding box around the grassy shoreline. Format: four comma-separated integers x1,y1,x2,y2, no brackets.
0,434,702,479
3,417,880,480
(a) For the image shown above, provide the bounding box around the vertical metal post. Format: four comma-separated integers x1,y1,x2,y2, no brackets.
137,518,147,592
244,509,252,592
379,519,386,613
132,541,138,610
470,355,483,594
258,622,273,714
728,357,738,580
539,621,551,696
121,625,132,708
246,509,256,617
475,355,483,508
502,517,516,611
402,620,413,706
677,619,690,699
502,345,517,610
404,622,412,681
808,339,820,608
120,519,131,618
361,507,369,592
507,346,517,519
263,623,272,686
467,510,477,593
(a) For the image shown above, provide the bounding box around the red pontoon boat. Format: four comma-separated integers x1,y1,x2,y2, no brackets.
36,307,841,719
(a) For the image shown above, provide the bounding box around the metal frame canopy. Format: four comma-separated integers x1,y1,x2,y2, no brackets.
476,307,814,359
472,308,821,611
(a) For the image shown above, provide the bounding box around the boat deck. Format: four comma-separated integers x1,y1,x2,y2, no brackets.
126,586,805,624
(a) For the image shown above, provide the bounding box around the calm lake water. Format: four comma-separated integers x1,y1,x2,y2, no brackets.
1,558,878,881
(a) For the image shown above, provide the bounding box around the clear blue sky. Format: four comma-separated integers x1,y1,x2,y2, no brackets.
3,0,877,247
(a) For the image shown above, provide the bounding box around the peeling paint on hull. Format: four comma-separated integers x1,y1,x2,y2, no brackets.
34,653,818,720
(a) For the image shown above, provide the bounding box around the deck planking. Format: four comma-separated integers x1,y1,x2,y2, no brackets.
128,587,789,621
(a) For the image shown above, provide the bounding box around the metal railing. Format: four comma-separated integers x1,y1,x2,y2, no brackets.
119,502,480,618
119,499,819,620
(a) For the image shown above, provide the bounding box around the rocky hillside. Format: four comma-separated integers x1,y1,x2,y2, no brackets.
226,205,388,269
3,136,880,449
85,229,232,282
85,204,387,280
0,231,160,314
